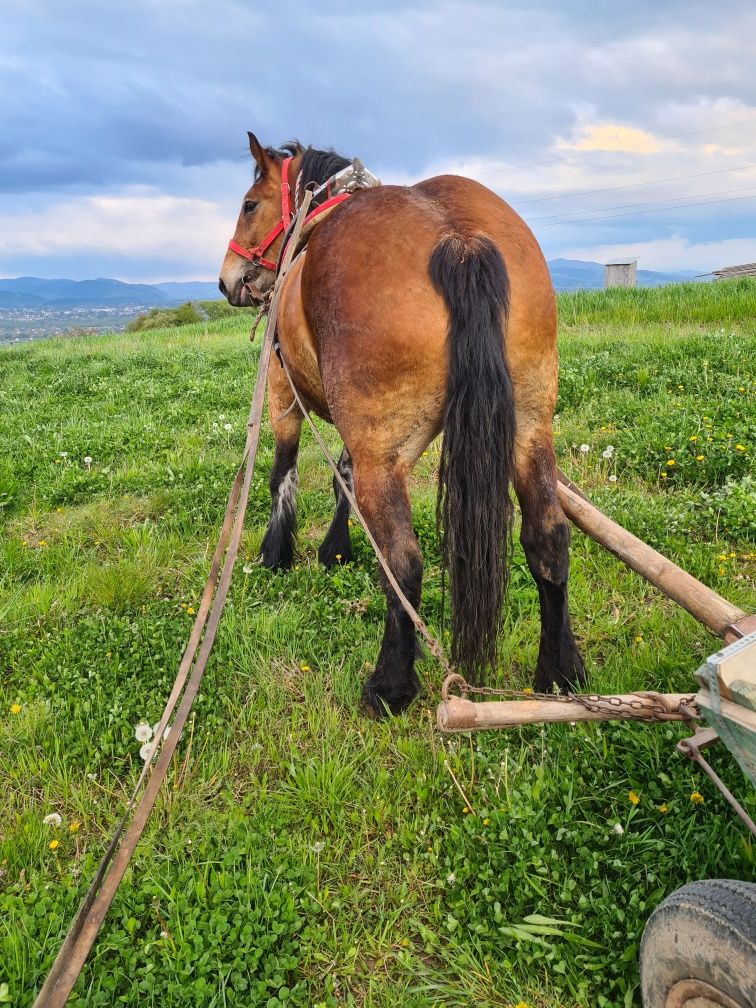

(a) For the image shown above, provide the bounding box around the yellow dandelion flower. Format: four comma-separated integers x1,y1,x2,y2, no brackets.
696,455,704,461
661,472,667,479
482,818,490,826
462,806,470,814
634,635,643,643
628,791,640,805
522,687,534,694
186,606,195,615
718,567,726,576
718,553,727,561
514,1001,531,1008
689,435,697,442
657,804,669,814
69,821,81,832
735,444,745,452
666,459,675,467
49,839,59,850
335,553,342,561
10,703,22,715
300,664,311,672
690,791,704,804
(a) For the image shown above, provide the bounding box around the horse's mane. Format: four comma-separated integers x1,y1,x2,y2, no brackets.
257,141,351,189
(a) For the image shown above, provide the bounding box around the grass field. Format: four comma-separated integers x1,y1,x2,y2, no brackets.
1,280,755,1007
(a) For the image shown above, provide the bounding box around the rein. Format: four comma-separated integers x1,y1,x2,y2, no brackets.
32,189,314,1008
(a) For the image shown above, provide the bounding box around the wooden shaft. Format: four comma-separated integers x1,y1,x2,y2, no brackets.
556,479,745,639
437,694,695,733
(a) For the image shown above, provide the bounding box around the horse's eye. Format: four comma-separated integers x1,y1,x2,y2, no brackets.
243,200,258,214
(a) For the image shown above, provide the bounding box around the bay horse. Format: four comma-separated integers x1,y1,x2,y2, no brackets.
218,134,585,716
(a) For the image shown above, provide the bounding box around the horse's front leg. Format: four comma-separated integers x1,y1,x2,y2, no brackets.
260,366,302,570
318,447,353,568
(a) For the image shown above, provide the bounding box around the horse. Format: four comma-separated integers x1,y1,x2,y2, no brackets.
218,133,585,717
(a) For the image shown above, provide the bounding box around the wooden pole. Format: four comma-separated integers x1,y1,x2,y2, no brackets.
438,693,695,733
555,477,746,640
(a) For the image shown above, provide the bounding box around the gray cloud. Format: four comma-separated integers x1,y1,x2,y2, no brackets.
1,0,754,276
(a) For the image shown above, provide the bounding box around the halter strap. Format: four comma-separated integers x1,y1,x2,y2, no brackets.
227,156,294,272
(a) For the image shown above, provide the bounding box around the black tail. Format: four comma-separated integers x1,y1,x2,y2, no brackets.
430,233,515,681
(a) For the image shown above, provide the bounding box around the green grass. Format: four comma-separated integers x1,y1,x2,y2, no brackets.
557,276,756,326
1,282,755,1007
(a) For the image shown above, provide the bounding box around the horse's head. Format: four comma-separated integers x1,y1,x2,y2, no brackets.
218,133,299,306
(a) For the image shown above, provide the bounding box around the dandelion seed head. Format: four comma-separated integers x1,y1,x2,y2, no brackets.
612,822,624,835
139,742,153,761
43,813,62,827
134,722,153,743
579,444,590,454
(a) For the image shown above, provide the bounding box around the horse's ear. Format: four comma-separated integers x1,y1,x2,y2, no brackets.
248,132,271,175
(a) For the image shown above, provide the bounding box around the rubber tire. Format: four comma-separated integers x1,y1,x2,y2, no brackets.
640,879,756,1008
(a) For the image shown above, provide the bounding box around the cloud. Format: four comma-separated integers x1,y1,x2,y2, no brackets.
557,124,665,154
1,0,755,279
0,189,232,272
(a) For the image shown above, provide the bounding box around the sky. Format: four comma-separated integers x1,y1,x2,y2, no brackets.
1,0,755,282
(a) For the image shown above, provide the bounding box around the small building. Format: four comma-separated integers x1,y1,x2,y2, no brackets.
712,262,756,280
604,259,637,289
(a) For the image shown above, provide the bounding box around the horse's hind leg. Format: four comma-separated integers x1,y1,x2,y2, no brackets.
260,368,302,570
352,459,422,716
515,434,586,692
318,447,353,567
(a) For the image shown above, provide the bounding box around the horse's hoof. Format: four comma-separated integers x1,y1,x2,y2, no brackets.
360,679,419,718
534,648,586,694
318,541,353,569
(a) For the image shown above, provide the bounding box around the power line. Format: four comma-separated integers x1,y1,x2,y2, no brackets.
533,191,756,227
515,163,756,206
480,117,756,176
528,183,756,223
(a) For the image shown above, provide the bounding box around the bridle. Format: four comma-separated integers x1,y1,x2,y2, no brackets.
227,154,354,279
227,155,294,272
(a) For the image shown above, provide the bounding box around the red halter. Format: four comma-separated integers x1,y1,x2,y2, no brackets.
227,156,294,272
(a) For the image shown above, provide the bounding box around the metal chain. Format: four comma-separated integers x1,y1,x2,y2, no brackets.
444,676,698,722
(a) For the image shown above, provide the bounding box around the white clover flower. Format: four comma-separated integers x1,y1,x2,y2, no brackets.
579,444,590,454
608,474,618,483
242,564,253,574
43,813,62,827
134,722,153,743
139,742,154,761
612,822,624,835
223,423,233,432
446,872,456,884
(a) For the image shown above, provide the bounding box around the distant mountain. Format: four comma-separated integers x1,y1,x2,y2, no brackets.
0,266,706,307
0,277,222,308
547,258,705,291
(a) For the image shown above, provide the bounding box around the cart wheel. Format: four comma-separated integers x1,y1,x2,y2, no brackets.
640,879,756,1007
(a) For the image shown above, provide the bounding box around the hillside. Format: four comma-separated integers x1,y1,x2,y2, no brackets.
0,276,220,308
1,279,754,1007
